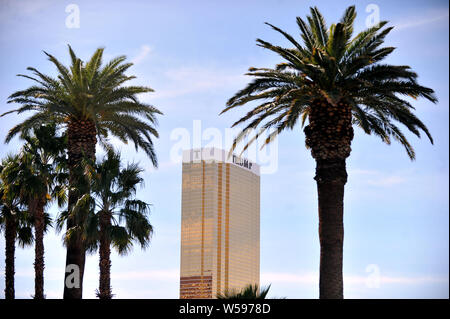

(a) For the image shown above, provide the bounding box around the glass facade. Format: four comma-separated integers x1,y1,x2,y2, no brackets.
180,148,260,299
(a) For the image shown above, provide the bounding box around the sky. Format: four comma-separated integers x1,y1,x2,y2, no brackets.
0,0,448,299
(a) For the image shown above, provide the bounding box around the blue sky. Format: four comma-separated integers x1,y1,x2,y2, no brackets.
0,0,448,298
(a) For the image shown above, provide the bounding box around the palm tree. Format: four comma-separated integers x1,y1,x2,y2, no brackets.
0,155,33,299
2,46,162,298
220,6,437,299
15,124,66,299
65,150,153,299
217,284,271,299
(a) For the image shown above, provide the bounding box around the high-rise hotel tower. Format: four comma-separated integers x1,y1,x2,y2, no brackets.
180,148,260,299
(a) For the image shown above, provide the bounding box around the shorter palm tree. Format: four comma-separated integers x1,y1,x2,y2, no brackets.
217,284,271,299
3,45,162,299
15,124,66,299
0,155,33,299
64,150,153,299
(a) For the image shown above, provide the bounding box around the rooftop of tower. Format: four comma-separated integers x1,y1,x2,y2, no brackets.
182,147,260,176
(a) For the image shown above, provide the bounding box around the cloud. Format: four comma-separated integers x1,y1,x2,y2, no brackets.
146,160,179,173
261,272,317,284
111,289,178,299
110,269,179,281
393,9,449,31
0,0,52,18
132,45,152,65
262,271,448,286
11,268,435,287
347,169,379,176
366,175,406,187
4,268,448,298
1,267,180,298
152,66,248,99
3,267,63,281
348,168,407,187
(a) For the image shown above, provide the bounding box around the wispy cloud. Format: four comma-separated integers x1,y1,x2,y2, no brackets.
393,9,449,31
366,175,406,187
132,45,152,65
4,267,63,281
3,269,447,298
262,271,449,286
0,268,180,298
13,268,442,286
262,272,317,284
348,168,407,187
111,269,179,281
152,66,248,99
347,169,379,176
0,0,52,18
146,160,179,173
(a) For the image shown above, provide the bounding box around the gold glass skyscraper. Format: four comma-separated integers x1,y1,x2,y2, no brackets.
180,148,260,299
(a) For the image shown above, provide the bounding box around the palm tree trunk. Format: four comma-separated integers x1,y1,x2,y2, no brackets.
98,210,112,299
63,176,86,299
305,100,354,299
63,119,97,299
32,198,46,299
4,217,16,300
315,158,347,299
63,220,86,299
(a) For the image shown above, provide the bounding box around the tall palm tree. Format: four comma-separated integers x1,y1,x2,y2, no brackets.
65,150,153,299
0,155,33,299
2,46,162,298
220,6,437,298
217,284,271,299
15,124,66,299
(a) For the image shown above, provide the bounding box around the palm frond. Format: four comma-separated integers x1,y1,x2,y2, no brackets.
220,6,437,160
